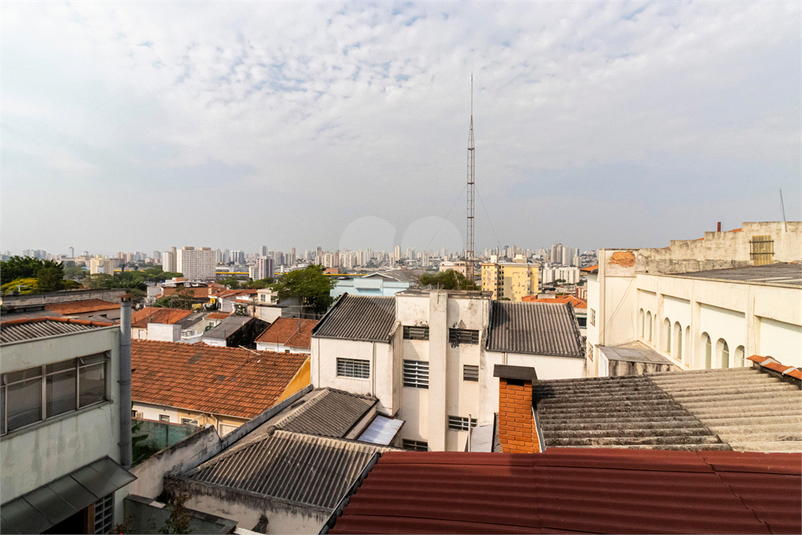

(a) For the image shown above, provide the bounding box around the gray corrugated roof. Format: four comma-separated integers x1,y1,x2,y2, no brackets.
201,315,252,340
600,345,673,364
269,388,376,438
671,263,802,287
0,319,112,344
313,295,396,342
177,430,394,511
486,301,583,357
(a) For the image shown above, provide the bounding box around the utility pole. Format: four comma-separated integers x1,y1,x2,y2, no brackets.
466,74,475,284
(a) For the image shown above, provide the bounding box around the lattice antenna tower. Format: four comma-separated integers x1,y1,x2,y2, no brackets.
466,74,476,284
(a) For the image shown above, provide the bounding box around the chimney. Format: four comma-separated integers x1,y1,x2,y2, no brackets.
717,221,722,232
119,296,133,468
494,365,541,453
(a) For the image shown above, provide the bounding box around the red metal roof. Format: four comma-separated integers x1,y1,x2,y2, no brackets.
327,449,801,534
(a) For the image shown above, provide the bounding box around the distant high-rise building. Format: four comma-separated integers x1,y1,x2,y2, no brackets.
394,245,401,261
69,247,74,258
251,256,274,280
162,250,176,273
176,246,216,280
481,260,539,301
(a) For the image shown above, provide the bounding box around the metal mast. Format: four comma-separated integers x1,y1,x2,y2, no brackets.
466,75,475,284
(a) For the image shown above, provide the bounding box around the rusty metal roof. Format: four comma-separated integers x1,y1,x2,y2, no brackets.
312,295,396,343
324,449,801,534
486,301,584,358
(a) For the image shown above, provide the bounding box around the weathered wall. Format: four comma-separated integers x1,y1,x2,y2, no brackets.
123,494,236,534
0,288,126,308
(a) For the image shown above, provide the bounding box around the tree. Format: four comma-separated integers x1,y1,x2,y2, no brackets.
154,287,195,310
418,270,478,290
159,492,194,534
272,265,335,315
1,277,39,295
1,256,66,292
242,277,274,289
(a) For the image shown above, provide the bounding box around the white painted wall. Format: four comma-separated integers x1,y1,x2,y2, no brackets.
148,323,182,342
759,317,802,367
256,342,310,354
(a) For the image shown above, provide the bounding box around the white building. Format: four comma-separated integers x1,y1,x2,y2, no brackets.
310,291,584,452
89,256,120,275
249,256,274,281
586,221,802,377
1,314,135,533
176,246,216,281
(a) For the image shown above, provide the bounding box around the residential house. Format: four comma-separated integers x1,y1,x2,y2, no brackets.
586,222,802,377
310,291,584,452
0,315,136,533
201,315,267,348
130,307,193,340
214,289,258,314
44,299,122,323
130,340,308,435
255,317,317,353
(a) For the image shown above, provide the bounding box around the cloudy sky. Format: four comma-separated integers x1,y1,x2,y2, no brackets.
3,1,799,256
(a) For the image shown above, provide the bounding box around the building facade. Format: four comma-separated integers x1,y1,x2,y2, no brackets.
176,247,216,281
481,260,540,301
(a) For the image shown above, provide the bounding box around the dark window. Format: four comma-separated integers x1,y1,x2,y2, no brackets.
447,415,477,431
463,365,479,382
46,360,77,417
6,368,43,432
159,414,170,422
401,439,428,451
449,328,479,345
78,354,107,408
577,316,587,328
337,358,370,379
403,326,429,340
403,360,429,388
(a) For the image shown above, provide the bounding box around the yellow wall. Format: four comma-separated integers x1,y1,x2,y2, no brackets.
277,357,311,402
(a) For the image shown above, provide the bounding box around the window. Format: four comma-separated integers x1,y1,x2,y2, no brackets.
337,358,370,379
181,418,199,426
448,415,477,431
703,333,712,369
403,326,429,340
646,312,652,341
749,235,774,266
717,339,729,368
403,360,429,388
674,322,683,363
734,346,745,367
1,353,109,436
94,493,114,534
590,308,596,327
463,364,479,382
402,439,428,451
663,318,671,354
639,309,645,338
448,328,479,345
159,414,170,422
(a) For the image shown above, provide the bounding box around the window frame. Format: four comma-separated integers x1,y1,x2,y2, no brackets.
462,364,479,382
1,353,109,436
403,326,430,341
448,328,479,346
336,357,370,380
403,360,429,389
448,415,477,431
401,439,429,451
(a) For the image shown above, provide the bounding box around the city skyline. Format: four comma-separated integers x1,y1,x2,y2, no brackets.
3,2,799,254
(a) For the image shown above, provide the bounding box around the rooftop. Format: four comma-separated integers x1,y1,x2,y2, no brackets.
131,340,307,419
535,366,802,452
599,343,675,365
201,315,253,340
521,294,587,309
325,449,801,534
664,262,802,287
131,307,193,329
0,317,115,344
170,429,395,512
43,299,120,315
486,301,584,358
313,295,396,343
255,317,318,349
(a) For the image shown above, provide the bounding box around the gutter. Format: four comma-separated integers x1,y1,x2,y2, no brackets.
319,451,382,534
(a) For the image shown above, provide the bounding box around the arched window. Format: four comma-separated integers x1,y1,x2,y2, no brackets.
734,346,745,367
702,333,712,369
639,309,645,339
646,312,652,342
684,326,691,365
663,318,671,354
717,339,729,368
674,322,683,362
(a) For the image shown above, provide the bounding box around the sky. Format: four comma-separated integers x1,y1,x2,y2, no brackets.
3,1,800,257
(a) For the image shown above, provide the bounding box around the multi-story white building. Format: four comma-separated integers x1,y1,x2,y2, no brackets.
310,291,584,452
175,246,216,281
0,312,135,533
249,256,274,281
586,221,802,377
89,256,120,275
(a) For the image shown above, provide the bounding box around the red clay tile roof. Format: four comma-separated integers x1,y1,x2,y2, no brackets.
45,299,120,315
255,318,318,349
131,307,193,329
580,264,598,273
216,289,258,299
161,287,211,299
328,449,801,534
205,312,230,320
131,340,307,418
747,355,801,380
521,295,587,309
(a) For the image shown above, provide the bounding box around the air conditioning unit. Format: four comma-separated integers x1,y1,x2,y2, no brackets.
134,411,143,419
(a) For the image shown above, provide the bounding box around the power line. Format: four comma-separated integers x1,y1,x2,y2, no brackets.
426,183,467,251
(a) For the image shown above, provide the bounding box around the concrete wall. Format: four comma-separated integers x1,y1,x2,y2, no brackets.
0,326,127,524
133,419,200,451
147,323,181,342
0,288,125,308
132,401,247,431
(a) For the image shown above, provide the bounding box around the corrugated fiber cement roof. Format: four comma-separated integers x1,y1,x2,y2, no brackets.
313,295,396,342
486,301,584,358
326,448,801,534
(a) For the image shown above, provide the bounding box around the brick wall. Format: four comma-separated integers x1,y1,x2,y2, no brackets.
498,377,540,453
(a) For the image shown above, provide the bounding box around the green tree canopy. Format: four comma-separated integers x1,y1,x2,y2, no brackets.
418,270,478,291
153,286,195,310
272,265,335,315
1,256,67,293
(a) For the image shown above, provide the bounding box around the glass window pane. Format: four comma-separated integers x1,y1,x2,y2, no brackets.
47,359,76,374
79,353,105,366
6,367,43,384
79,363,106,407
47,369,77,417
7,378,43,431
